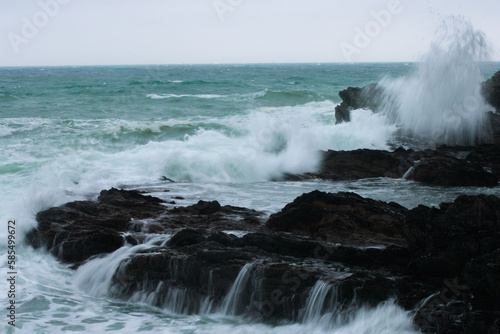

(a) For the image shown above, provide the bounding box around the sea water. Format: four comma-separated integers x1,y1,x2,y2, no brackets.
1,61,500,333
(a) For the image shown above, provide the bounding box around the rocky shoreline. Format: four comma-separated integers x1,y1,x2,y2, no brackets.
25,71,500,333
26,186,500,333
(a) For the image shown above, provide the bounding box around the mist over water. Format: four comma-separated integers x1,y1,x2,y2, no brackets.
380,16,493,146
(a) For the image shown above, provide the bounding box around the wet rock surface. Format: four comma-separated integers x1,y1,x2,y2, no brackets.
266,190,407,247
483,71,500,112
409,155,498,187
309,149,412,181
284,144,500,187
27,188,500,333
27,188,265,263
334,83,385,124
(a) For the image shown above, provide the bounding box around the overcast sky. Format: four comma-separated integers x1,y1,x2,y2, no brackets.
1,0,499,66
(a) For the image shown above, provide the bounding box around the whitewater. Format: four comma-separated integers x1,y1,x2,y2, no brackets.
1,30,500,332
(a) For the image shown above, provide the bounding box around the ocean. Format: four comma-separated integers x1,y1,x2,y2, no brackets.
1,61,500,334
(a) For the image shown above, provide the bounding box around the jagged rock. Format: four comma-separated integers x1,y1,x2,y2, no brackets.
334,83,385,124
266,190,407,247
408,155,498,187
190,200,222,214
488,112,500,145
335,87,360,123
404,194,500,278
414,292,500,334
463,143,500,177
405,194,500,333
285,144,500,187
314,149,412,181
27,188,166,262
483,71,500,111
464,249,500,305
333,273,398,308
28,188,265,263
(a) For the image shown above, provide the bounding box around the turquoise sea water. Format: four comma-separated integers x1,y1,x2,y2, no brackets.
1,63,500,333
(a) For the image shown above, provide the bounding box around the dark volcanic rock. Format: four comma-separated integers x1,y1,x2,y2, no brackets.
286,144,500,187
414,289,500,334
266,190,407,247
483,71,500,111
404,194,500,277
464,144,500,178
334,83,385,124
28,188,166,262
408,155,498,187
404,194,500,333
28,188,500,334
335,87,361,123
464,249,500,305
110,227,407,320
28,188,265,263
488,112,500,145
312,149,413,181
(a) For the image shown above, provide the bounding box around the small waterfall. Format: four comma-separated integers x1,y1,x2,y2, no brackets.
220,263,254,315
301,280,339,325
200,296,214,314
73,235,171,297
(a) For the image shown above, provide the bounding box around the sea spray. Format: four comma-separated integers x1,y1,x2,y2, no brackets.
380,16,493,146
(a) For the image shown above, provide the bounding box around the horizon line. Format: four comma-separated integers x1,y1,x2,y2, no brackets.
2,60,500,68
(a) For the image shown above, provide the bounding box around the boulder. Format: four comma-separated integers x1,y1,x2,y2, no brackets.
483,71,500,111
464,249,500,306
404,194,500,277
334,83,385,124
28,188,166,262
266,190,407,247
408,155,498,187
314,149,413,181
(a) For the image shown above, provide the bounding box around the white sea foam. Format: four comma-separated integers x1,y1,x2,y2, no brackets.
147,93,224,99
0,99,397,244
